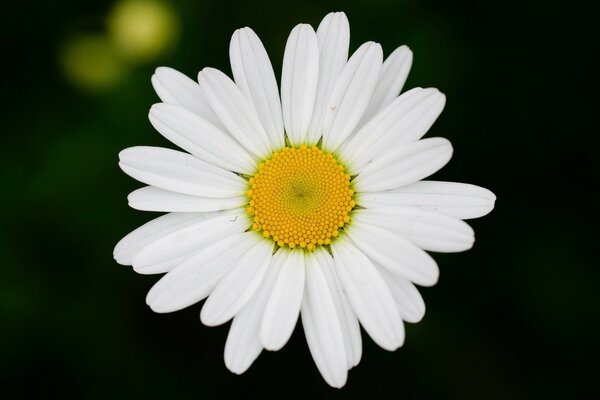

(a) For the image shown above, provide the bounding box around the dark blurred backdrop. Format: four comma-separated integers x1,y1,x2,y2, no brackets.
1,0,597,398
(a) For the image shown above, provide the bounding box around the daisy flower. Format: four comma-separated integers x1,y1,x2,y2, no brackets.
114,11,495,388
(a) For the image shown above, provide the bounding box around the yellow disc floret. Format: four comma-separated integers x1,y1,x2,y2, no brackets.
246,145,356,250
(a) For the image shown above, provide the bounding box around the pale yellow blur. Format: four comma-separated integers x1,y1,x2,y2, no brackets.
108,0,179,62
60,34,126,91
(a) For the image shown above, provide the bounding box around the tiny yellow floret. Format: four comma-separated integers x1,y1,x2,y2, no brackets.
246,145,356,250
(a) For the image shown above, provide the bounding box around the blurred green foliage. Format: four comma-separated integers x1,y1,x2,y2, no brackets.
1,0,597,398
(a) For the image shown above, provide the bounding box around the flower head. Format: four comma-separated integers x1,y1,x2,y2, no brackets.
115,11,495,388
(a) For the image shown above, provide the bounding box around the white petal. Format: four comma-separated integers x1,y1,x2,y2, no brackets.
118,146,247,198
353,137,453,192
377,267,426,323
201,236,274,326
302,252,348,388
127,186,246,213
352,207,475,253
357,46,413,127
149,103,256,174
146,232,256,313
306,12,350,144
315,248,362,369
331,238,405,351
341,88,446,174
151,67,224,129
114,212,201,266
132,208,248,273
224,249,287,374
260,250,305,351
197,67,272,158
322,42,383,152
230,27,285,149
281,24,319,146
359,181,496,220
132,253,195,276
346,220,439,286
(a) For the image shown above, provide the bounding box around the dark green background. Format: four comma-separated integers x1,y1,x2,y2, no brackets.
2,0,597,398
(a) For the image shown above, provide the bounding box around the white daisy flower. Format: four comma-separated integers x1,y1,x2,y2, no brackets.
114,11,495,388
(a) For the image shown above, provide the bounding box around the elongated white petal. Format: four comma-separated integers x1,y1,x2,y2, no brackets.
331,238,405,351
281,24,319,146
358,46,413,127
353,138,453,192
149,103,256,174
352,207,475,253
198,67,272,158
315,248,362,368
322,42,383,152
224,249,287,374
302,252,348,388
230,27,285,150
132,209,248,273
128,186,246,212
151,67,224,129
114,213,203,265
377,267,426,323
346,220,439,286
261,250,305,351
133,253,196,276
306,12,350,144
201,236,274,326
118,146,247,198
146,232,256,313
341,88,445,174
359,181,496,219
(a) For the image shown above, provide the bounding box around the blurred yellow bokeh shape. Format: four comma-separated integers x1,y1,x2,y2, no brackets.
60,34,126,92
60,0,180,92
108,0,180,62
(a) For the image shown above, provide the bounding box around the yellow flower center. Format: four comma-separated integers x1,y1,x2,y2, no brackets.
246,144,356,250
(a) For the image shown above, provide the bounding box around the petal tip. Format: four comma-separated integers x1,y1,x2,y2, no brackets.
112,249,129,266
154,66,172,75
225,363,248,376
292,23,317,36
259,329,285,352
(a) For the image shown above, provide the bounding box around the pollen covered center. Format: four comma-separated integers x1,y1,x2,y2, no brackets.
246,145,356,250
